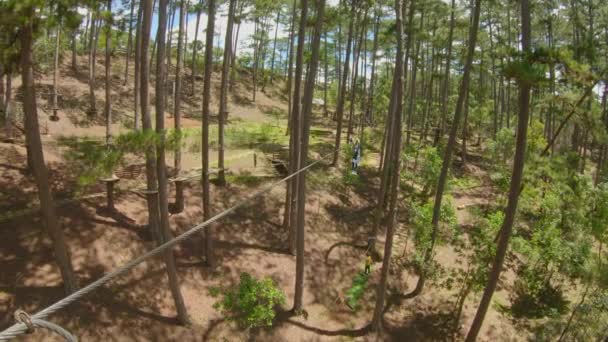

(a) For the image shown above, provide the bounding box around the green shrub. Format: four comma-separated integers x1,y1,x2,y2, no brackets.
345,272,369,310
210,272,286,329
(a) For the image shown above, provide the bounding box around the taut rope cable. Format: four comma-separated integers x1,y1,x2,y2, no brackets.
0,153,330,341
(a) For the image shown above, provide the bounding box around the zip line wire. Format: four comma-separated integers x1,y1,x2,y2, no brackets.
0,153,330,341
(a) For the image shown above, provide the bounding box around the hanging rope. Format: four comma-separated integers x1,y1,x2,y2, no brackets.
0,153,329,341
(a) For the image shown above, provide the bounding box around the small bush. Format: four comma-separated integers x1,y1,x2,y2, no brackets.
210,272,286,329
345,272,369,310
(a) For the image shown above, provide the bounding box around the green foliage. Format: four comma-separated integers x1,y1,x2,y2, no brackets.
210,273,286,329
401,145,442,197
167,122,287,154
59,130,161,186
226,173,265,187
410,198,457,271
345,272,369,310
486,127,515,170
534,290,608,341
444,212,503,300
512,170,596,318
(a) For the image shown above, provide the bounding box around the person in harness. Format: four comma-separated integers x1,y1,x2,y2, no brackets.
351,140,362,175
364,253,372,274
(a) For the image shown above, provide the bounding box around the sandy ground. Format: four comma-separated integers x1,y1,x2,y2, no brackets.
0,55,526,341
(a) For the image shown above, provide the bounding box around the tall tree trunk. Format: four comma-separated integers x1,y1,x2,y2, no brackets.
252,20,259,102
0,66,4,120
105,0,112,146
124,0,136,85
370,0,405,331
438,0,456,143
166,0,176,81
154,0,191,325
218,0,236,186
293,0,324,313
461,88,470,165
285,0,297,132
405,7,424,146
52,25,61,120
82,11,91,51
202,0,216,267
323,32,329,116
88,11,99,116
421,41,437,143
331,0,356,166
366,11,380,123
20,6,78,294
190,0,203,95
5,73,12,139
505,4,512,129
286,0,308,256
71,31,78,71
408,0,481,298
133,2,143,130
270,7,281,82
230,1,245,78
488,8,498,138
347,8,367,144
173,0,187,212
283,0,298,247
371,0,415,252
465,0,531,338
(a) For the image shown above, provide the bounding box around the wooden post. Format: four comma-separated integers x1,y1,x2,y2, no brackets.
101,175,120,210
173,177,185,213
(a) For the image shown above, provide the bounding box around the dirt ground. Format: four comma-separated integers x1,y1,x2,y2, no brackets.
0,55,525,341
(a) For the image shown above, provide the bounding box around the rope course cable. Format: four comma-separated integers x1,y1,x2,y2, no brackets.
13,310,78,342
0,154,329,341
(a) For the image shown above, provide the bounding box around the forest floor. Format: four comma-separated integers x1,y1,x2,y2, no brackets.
0,55,526,341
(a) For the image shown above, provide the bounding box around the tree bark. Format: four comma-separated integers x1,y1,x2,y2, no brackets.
347,8,367,144
438,0,456,143
286,0,308,257
283,0,299,246
405,7,424,146
370,0,405,331
202,0,216,267
285,0,297,132
369,0,415,254
82,11,90,51
134,1,142,130
190,0,203,95
154,0,191,325
218,0,236,186
5,73,12,138
52,25,61,120
293,0,324,313
20,7,78,294
88,10,99,116
465,0,531,338
105,0,112,146
365,11,380,123
323,32,329,116
71,30,78,71
252,20,259,102
331,0,356,166
0,66,4,119
461,88,470,165
270,7,281,82
408,0,481,298
124,0,136,85
173,0,187,212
